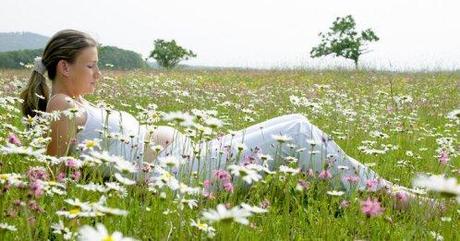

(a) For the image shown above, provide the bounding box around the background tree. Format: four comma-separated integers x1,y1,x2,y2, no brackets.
149,39,196,69
310,15,379,69
98,45,148,70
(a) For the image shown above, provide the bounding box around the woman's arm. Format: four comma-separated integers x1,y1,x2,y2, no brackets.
46,95,79,157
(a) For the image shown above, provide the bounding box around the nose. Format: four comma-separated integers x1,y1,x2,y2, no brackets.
95,68,102,80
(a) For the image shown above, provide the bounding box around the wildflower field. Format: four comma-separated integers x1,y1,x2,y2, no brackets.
0,69,459,240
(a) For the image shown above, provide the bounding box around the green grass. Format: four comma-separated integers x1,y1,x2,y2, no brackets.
0,68,459,240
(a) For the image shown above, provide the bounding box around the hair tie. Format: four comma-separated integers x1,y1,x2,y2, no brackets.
33,57,47,75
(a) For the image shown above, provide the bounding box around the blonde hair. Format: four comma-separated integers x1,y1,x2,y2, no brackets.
20,29,98,117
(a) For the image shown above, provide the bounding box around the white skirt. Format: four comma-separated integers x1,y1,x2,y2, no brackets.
155,113,392,191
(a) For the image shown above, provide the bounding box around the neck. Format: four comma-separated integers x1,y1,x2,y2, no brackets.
51,79,83,102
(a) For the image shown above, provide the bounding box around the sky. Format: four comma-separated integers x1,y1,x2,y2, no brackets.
1,0,460,70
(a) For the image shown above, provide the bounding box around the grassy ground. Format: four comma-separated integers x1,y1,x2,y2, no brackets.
0,68,459,240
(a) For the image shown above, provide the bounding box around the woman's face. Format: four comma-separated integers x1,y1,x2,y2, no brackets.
68,46,101,96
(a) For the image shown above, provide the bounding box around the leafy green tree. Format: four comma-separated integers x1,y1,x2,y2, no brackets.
310,15,379,69
98,45,147,70
149,39,196,69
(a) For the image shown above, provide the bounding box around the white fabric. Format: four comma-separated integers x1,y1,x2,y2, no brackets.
70,102,391,192
156,113,390,191
76,101,147,164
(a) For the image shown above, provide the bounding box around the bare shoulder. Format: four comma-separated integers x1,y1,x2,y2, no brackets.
46,94,77,113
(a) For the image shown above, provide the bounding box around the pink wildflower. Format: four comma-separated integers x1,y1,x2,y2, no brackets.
297,180,310,190
28,200,44,213
8,133,21,146
438,149,449,165
71,171,81,181
213,169,231,182
318,169,332,180
393,191,410,210
27,167,49,182
203,191,215,200
366,179,379,192
394,191,409,203
56,172,66,183
344,175,360,185
360,197,384,217
30,180,44,198
203,179,211,189
306,168,315,177
223,182,234,193
65,158,79,169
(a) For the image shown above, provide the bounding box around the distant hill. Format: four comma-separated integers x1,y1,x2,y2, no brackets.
0,32,49,52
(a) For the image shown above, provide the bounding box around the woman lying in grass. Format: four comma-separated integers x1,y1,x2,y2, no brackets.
20,29,427,202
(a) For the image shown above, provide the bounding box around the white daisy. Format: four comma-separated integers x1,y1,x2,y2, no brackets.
204,117,223,128
271,134,293,143
228,165,262,184
0,143,45,158
114,159,137,173
279,165,300,175
93,205,128,216
412,174,460,197
162,111,194,127
240,203,268,213
202,204,252,225
190,219,216,238
76,183,108,193
0,222,17,232
326,190,345,196
447,109,460,120
234,143,247,152
158,156,183,169
114,173,136,185
429,231,444,241
105,182,128,197
77,223,137,241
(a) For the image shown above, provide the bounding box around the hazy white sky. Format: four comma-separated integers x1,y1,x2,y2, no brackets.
1,0,460,70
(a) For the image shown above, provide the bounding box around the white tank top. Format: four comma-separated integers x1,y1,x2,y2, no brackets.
48,94,147,163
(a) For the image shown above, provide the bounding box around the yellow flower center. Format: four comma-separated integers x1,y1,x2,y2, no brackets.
27,116,34,124
85,140,97,149
69,208,80,215
102,235,114,241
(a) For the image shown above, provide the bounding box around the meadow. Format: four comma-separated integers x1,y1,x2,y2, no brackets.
0,68,459,240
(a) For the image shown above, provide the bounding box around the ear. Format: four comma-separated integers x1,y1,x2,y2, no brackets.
57,59,71,78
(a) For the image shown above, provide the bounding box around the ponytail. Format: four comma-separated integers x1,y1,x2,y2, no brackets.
20,70,50,118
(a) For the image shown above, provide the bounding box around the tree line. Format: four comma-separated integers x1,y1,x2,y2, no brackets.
0,45,148,70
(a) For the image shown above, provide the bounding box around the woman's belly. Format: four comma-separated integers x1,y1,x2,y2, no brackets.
143,125,179,161
150,126,178,147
